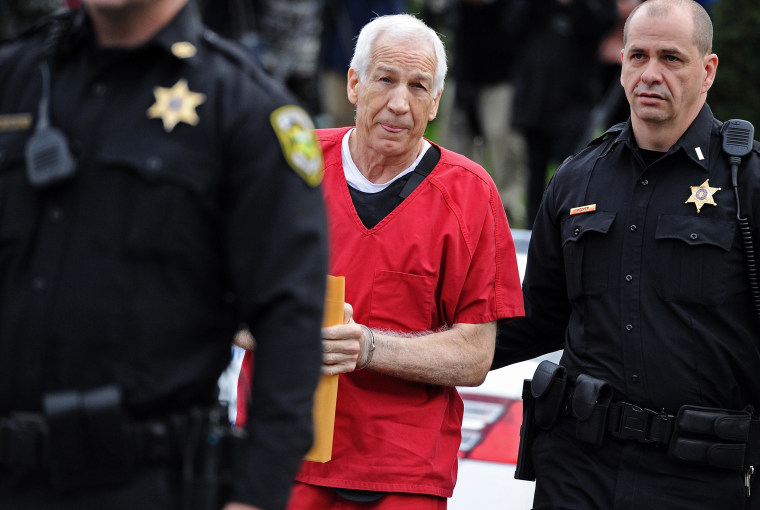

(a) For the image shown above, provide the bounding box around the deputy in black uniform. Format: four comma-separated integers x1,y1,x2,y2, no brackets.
494,0,760,508
0,1,327,509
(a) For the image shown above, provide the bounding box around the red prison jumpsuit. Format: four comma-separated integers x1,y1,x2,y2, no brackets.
240,127,524,507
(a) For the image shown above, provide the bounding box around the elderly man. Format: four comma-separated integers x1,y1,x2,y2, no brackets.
249,12,523,510
494,0,760,508
290,12,525,509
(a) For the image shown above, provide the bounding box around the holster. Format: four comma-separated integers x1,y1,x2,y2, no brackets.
514,360,567,481
669,405,753,470
515,379,537,481
180,405,248,510
572,374,613,447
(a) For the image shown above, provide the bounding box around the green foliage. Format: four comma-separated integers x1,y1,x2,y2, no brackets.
709,0,760,127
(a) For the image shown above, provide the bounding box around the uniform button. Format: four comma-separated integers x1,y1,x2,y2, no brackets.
574,228,580,236
641,179,649,186
625,274,633,282
630,224,637,232
146,157,162,172
49,207,64,223
625,324,633,331
690,232,698,240
32,277,47,293
631,374,639,382
93,83,107,96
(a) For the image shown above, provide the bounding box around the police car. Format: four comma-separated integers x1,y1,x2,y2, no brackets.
217,229,550,509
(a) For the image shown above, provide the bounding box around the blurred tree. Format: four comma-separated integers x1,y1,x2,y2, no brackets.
709,0,760,127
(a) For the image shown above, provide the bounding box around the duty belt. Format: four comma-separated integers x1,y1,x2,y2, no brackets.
606,401,675,444
605,400,760,472
0,411,181,471
530,361,760,471
0,386,245,497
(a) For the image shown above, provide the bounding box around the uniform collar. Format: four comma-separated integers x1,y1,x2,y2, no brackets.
669,103,714,172
615,103,714,172
60,3,203,67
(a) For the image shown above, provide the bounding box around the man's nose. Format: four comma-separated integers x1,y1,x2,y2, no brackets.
387,86,410,114
640,60,663,84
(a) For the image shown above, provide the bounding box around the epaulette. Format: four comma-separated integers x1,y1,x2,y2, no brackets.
588,122,625,147
200,29,268,82
555,122,624,174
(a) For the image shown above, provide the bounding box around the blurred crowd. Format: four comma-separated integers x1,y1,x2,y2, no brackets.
0,0,721,229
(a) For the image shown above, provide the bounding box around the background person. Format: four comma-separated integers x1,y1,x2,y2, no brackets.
494,0,760,508
509,0,618,227
444,0,528,228
0,1,328,509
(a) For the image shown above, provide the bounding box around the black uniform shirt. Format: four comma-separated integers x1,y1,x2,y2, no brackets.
0,6,327,508
496,104,760,414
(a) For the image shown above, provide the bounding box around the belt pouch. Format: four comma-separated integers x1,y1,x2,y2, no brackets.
669,405,750,470
531,360,567,429
572,374,612,447
43,386,133,491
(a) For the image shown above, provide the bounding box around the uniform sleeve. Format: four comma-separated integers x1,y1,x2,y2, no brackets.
492,174,569,369
222,88,327,509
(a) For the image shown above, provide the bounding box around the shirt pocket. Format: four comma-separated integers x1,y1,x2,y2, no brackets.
96,145,218,262
561,211,616,300
0,132,37,244
369,270,435,332
654,214,735,305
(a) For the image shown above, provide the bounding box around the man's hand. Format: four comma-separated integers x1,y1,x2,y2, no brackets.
321,303,371,374
223,503,263,510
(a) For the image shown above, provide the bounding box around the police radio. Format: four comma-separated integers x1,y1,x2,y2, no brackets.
722,119,760,320
24,61,76,188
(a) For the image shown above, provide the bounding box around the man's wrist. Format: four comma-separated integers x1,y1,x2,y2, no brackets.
356,324,376,369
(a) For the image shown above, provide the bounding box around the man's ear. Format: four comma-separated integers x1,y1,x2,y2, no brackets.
702,53,718,94
347,69,360,105
428,89,442,121
619,48,625,88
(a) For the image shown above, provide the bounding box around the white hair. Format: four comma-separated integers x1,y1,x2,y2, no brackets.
349,14,447,96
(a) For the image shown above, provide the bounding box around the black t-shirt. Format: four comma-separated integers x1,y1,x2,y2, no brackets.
349,145,441,229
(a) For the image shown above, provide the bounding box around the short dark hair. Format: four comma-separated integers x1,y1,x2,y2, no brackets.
623,0,713,55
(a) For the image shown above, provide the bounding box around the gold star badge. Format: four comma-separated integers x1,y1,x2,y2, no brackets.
147,79,206,132
685,179,721,213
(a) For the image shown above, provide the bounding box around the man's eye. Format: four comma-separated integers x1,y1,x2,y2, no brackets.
665,55,680,63
380,77,391,83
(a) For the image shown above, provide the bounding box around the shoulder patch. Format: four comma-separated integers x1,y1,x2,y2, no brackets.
270,105,324,187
